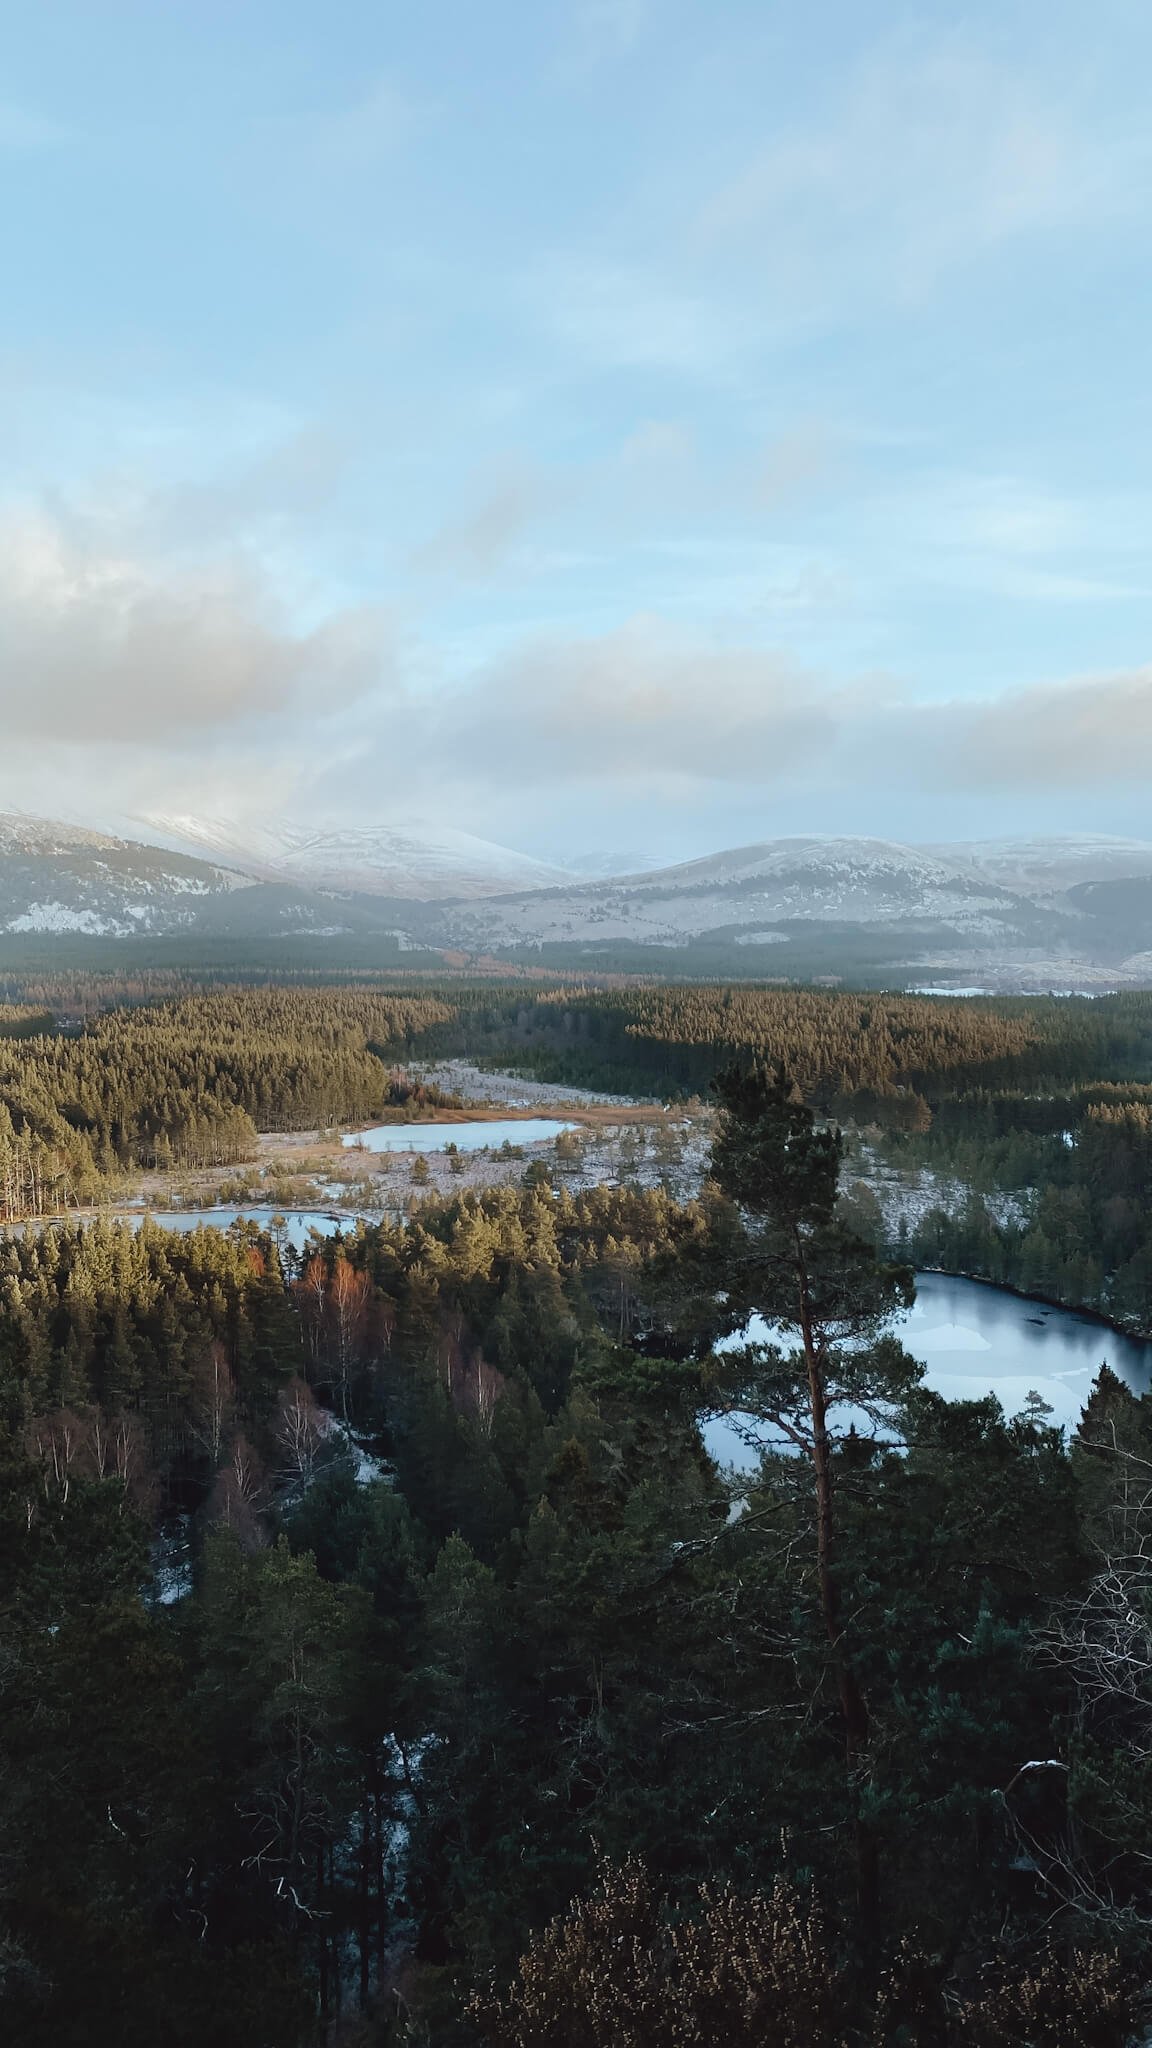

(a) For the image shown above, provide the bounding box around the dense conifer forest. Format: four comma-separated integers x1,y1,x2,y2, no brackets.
0,990,454,1216
3,979,1152,2038
4,974,1152,1201
4,976,1152,1334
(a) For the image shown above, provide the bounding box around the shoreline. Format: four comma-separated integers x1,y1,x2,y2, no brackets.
913,1264,1152,1350
7,1192,1151,1361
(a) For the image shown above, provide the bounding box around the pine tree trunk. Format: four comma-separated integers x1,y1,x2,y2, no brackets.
795,1230,876,1915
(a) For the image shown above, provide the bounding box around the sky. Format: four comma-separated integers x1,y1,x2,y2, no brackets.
2,0,1152,864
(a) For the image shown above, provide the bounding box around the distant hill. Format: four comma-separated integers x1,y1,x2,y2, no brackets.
139,814,572,901
415,835,1035,947
0,813,253,938
4,816,1152,986
923,835,1152,895
407,833,1152,987
0,812,397,942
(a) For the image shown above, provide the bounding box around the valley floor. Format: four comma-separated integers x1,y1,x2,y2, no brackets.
95,1067,713,1225
72,1063,1010,1264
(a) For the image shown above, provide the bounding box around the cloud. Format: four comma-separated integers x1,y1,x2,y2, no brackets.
536,32,1149,381
542,260,742,375
0,511,392,744
140,429,350,549
697,39,1147,292
619,420,694,467
334,623,1152,823
411,477,538,579
931,669,1152,789
4,486,1148,847
759,425,833,507
574,0,652,58
271,76,423,172
414,621,843,788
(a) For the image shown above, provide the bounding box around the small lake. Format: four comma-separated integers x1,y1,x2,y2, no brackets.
342,1117,577,1154
143,1208,345,1251
4,1206,353,1252
705,1271,1152,1470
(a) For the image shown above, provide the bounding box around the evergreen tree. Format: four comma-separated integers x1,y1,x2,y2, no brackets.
705,1065,917,1905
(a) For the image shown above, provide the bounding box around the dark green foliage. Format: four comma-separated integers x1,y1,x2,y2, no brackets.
2,982,1152,2040
0,986,453,1215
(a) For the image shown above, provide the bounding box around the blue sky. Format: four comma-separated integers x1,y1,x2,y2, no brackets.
1,0,1151,860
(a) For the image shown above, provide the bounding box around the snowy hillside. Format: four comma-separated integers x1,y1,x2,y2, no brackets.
405,832,1152,983
927,836,1152,895
4,816,1152,984
140,815,572,901
426,836,1037,950
0,812,390,942
616,836,970,890
617,836,1022,922
0,813,254,938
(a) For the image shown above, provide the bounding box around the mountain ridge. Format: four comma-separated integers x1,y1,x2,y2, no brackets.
138,813,573,900
3,813,1152,985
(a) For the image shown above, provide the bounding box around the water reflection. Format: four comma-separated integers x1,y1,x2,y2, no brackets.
704,1271,1152,1470
343,1117,576,1154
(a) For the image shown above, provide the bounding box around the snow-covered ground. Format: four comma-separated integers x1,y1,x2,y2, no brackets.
310,1117,712,1214
411,1058,648,1106
149,1514,194,1605
141,812,573,899
848,1145,1030,1237
6,902,134,934
321,1413,393,1486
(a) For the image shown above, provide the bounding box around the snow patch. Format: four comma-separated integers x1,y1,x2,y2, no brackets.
140,812,574,900
6,902,133,934
321,1414,392,1486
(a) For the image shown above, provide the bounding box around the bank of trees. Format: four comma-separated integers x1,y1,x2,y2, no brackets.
475,1856,1135,2047
3,1072,1152,2041
0,989,454,1215
886,1084,1152,1329
7,979,1152,2034
4,974,1152,1227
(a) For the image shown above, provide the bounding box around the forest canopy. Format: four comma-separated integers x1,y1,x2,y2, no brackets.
2,981,1152,2039
4,976,1152,1223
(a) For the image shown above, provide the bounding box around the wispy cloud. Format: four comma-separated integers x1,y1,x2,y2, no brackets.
697,38,1149,288
542,260,743,376
544,29,1152,382
411,476,538,580
759,425,833,507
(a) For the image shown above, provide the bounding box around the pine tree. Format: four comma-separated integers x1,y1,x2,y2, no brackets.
705,1065,917,1908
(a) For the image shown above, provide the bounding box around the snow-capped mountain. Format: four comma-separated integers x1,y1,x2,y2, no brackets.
614,836,1019,913
925,836,1152,895
3,817,1152,986
0,808,572,944
402,833,1152,986
424,837,1034,951
0,812,255,938
140,815,572,901
0,812,401,942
